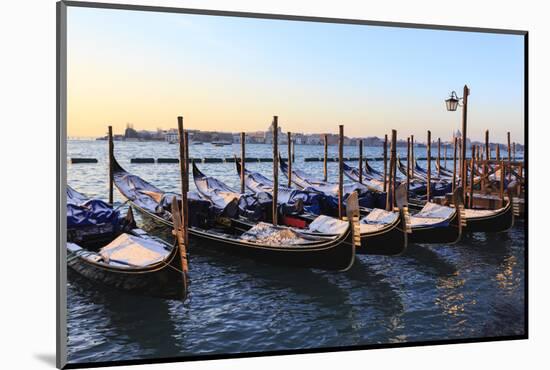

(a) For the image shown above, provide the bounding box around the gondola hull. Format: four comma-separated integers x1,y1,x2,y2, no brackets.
133,203,356,271
237,161,407,256
409,196,514,234
113,157,357,271
67,236,187,300
464,200,515,233
408,208,462,244
355,211,408,255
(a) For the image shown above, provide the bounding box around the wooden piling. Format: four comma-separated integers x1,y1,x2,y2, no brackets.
292,140,295,163
484,131,490,192
386,130,397,210
499,160,505,207
338,125,344,219
183,130,190,246
240,132,245,194
411,135,415,179
358,139,363,184
496,144,500,161
485,130,490,160
507,132,512,182
272,116,279,225
452,136,458,193
437,137,441,177
469,145,475,208
426,131,431,202
287,132,292,188
383,134,388,193
444,143,448,168
184,131,189,182
460,85,470,202
108,125,114,205
406,137,410,201
392,132,397,206
323,134,328,182
513,142,516,162
177,117,188,247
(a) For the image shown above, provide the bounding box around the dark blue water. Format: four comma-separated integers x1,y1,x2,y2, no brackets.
66,140,525,364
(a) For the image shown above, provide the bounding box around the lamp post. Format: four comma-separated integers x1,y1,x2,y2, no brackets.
445,85,470,202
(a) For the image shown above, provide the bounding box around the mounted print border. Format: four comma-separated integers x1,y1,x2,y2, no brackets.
57,1,528,368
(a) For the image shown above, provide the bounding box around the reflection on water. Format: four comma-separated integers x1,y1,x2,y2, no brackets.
66,141,525,364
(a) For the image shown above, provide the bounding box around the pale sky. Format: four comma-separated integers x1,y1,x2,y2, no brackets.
67,6,525,144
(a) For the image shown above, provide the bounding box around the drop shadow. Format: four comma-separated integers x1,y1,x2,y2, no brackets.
33,353,56,367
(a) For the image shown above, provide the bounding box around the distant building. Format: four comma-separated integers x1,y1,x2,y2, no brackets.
124,123,139,139
265,121,286,144
248,131,266,144
165,129,178,143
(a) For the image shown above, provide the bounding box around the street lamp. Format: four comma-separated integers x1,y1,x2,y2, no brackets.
445,85,470,205
445,91,460,112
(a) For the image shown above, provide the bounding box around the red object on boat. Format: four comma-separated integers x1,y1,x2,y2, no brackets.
281,215,308,229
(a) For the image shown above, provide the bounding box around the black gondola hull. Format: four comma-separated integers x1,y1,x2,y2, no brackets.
409,210,461,244
356,212,408,255
464,200,514,233
134,204,356,271
67,240,187,300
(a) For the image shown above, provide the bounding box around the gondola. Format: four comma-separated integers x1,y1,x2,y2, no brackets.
192,162,304,222
413,159,452,181
66,186,188,300
406,188,464,244
341,162,385,188
410,160,516,233
112,157,359,271
342,162,426,195
279,158,464,244
434,161,455,178
279,155,387,209
235,160,408,255
396,156,453,197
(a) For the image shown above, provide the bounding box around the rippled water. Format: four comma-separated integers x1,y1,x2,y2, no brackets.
66,140,526,364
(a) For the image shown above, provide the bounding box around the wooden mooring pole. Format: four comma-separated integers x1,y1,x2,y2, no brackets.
108,125,114,205
437,137,441,177
426,131,431,202
272,116,279,225
177,117,189,247
287,132,292,188
500,160,505,208
240,132,246,194
338,125,344,219
507,132,512,182
469,145,475,208
452,136,458,193
174,119,189,277
323,134,328,182
485,130,490,160
358,139,363,184
406,136,411,202
183,130,190,246
383,134,388,193
386,130,397,210
392,131,397,207
411,135,415,179
460,85,470,203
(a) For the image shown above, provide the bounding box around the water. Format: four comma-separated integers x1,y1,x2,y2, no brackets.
66,140,525,364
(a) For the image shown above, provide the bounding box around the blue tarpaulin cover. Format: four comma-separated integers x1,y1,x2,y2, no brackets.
67,186,120,228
